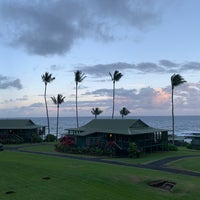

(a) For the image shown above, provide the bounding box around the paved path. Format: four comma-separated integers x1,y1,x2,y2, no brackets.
5,145,200,177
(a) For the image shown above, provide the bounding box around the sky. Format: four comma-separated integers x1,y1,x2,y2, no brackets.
0,0,200,118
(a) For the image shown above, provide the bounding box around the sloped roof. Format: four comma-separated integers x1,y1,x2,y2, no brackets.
68,119,167,136
0,119,44,129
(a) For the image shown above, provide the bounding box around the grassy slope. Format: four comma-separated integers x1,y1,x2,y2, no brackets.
167,157,200,172
0,146,200,200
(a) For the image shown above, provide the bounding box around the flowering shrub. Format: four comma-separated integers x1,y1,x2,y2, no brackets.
60,135,75,147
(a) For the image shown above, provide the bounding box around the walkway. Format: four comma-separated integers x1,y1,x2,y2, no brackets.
5,145,200,177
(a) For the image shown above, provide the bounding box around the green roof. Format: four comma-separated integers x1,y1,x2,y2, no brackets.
0,119,44,130
67,119,167,136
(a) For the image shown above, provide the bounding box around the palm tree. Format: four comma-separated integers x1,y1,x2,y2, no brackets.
171,74,186,144
91,107,103,119
51,94,65,141
109,70,123,119
120,107,130,118
74,70,86,128
42,72,55,135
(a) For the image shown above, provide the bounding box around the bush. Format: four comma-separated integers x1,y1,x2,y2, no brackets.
31,134,43,143
128,142,140,158
55,143,113,156
168,143,178,151
186,143,192,149
60,135,75,147
45,134,57,142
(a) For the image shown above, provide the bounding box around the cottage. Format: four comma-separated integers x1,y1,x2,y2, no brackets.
67,119,168,153
190,134,200,149
0,119,45,143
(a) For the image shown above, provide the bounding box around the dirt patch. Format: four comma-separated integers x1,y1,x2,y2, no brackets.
130,176,142,183
148,180,176,191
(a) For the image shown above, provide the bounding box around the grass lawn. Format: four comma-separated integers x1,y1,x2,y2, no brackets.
1,144,200,200
166,157,200,172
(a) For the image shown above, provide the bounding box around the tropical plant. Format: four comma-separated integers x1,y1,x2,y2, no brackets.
42,72,55,135
128,142,140,158
74,70,86,128
45,134,57,142
120,107,130,118
51,94,65,140
171,74,186,144
109,70,123,119
91,107,103,119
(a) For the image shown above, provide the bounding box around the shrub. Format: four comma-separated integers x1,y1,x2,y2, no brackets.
60,135,75,147
31,134,43,143
186,143,192,149
45,134,57,142
128,142,140,158
168,143,178,151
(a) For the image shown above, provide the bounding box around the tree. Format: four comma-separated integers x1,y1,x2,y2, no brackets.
42,72,55,135
91,107,103,119
51,94,65,141
109,70,123,119
74,70,86,128
171,74,186,144
120,107,130,118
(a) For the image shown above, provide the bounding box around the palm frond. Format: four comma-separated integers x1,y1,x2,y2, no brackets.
75,70,86,83
171,74,186,88
42,72,55,84
91,107,103,115
51,96,57,104
120,107,130,117
113,70,123,82
109,72,113,80
51,94,65,105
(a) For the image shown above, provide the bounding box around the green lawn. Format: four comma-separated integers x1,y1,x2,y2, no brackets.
166,157,200,172
1,144,200,200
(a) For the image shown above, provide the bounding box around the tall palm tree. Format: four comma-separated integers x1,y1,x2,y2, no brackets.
51,94,65,141
109,70,123,119
171,74,186,144
120,107,130,119
74,70,86,128
42,72,55,135
91,107,103,119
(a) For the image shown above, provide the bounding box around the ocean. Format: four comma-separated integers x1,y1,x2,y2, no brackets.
31,116,200,138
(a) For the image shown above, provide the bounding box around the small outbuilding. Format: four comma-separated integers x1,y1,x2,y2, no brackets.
66,119,168,154
0,119,45,143
190,134,200,149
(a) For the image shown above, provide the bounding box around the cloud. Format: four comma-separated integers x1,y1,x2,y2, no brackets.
181,62,200,72
78,60,200,77
16,96,28,101
1,82,199,117
29,102,44,108
80,82,200,116
0,0,166,56
159,60,178,68
0,75,22,90
50,65,64,71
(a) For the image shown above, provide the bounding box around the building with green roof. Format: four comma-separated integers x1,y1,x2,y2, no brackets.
0,119,45,143
66,119,168,154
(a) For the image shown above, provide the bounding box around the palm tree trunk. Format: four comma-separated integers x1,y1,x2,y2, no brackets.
75,83,79,128
44,84,50,135
56,104,59,141
171,87,175,144
112,81,115,119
